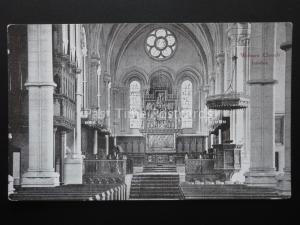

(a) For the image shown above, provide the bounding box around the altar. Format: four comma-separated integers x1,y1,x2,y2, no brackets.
140,86,182,164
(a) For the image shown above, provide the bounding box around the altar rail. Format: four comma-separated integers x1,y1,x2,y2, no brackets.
83,160,127,184
185,158,220,182
185,159,215,174
88,183,127,201
185,144,241,182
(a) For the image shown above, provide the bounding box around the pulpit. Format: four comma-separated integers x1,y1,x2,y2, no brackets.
213,143,242,180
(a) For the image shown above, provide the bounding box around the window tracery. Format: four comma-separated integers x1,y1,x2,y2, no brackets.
145,28,176,60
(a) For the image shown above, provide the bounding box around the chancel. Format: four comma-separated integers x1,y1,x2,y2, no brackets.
8,23,292,200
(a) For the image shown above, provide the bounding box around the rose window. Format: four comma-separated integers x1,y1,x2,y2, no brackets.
145,28,176,60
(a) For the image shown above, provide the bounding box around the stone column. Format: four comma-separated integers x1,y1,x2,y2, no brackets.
205,136,208,151
64,25,83,185
22,24,59,187
93,130,98,156
228,23,251,182
216,52,225,94
74,69,82,159
201,86,210,134
60,131,67,183
89,57,101,110
105,134,109,156
218,129,222,144
277,23,292,195
244,23,277,187
53,127,57,169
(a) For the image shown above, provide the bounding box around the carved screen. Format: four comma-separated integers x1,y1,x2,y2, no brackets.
145,90,175,129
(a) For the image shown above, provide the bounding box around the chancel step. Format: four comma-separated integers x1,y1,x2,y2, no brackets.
130,166,180,199
142,165,177,173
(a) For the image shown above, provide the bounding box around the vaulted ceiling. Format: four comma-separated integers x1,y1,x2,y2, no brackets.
84,23,225,85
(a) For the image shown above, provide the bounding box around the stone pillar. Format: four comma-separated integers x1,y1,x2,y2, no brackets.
74,24,83,160
53,127,57,169
201,86,210,134
62,24,68,55
69,24,76,62
22,25,59,187
244,23,277,187
63,129,83,185
277,23,292,196
228,23,251,182
89,57,101,110
218,129,222,144
93,130,98,155
63,25,83,185
216,52,225,94
61,131,67,158
114,136,117,146
105,134,109,156
60,131,67,183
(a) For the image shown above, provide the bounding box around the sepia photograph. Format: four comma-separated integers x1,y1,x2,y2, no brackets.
7,23,292,200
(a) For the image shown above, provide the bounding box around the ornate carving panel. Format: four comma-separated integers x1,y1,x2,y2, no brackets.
148,134,174,152
143,89,177,130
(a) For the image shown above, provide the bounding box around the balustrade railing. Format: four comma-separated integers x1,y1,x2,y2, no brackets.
185,159,215,174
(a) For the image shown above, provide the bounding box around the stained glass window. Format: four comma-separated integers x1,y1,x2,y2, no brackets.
145,28,176,60
181,80,193,128
129,80,142,128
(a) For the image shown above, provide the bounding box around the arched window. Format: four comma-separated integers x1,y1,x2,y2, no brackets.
129,80,142,128
181,80,193,128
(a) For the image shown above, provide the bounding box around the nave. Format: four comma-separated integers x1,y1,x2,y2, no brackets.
8,23,292,200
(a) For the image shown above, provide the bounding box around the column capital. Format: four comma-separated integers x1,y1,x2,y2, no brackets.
200,85,210,93
216,52,225,65
24,81,57,88
227,23,251,47
209,72,216,80
103,72,111,83
90,57,101,66
111,86,120,92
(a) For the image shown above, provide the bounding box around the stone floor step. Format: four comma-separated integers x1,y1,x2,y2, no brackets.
129,172,180,199
179,184,280,199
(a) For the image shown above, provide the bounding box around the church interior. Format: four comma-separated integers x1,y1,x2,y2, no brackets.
8,23,292,200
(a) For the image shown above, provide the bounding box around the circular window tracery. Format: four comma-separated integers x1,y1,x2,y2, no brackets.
145,28,176,60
